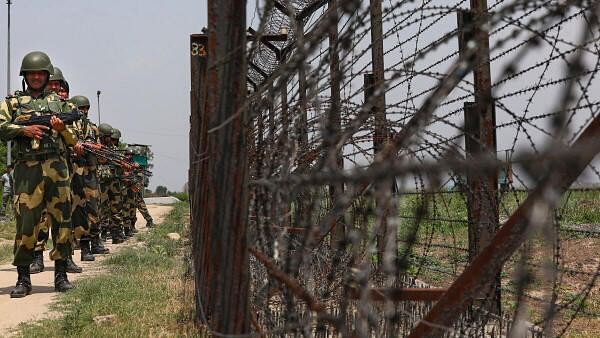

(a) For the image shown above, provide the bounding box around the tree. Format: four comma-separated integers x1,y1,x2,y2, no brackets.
155,185,168,197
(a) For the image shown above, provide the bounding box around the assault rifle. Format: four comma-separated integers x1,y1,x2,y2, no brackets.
82,143,152,177
14,111,82,126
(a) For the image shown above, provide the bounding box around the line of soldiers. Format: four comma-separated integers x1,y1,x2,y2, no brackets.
0,51,154,298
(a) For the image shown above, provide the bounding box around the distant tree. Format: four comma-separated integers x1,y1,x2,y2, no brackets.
155,185,168,196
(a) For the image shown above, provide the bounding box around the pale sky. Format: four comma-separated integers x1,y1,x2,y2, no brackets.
0,1,207,191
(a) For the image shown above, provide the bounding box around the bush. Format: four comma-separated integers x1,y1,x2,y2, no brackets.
171,192,188,202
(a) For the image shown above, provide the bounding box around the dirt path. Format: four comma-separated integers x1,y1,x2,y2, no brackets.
0,204,173,336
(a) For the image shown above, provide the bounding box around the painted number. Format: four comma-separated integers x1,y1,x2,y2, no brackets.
191,42,207,57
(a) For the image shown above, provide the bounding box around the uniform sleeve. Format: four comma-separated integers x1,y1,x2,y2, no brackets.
59,100,79,146
0,99,24,141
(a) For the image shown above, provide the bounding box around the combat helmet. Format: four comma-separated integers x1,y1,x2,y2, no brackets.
111,128,121,140
70,95,91,109
20,51,54,76
50,67,65,82
98,123,113,137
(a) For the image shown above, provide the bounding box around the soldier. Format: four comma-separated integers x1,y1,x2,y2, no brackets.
31,67,82,274
110,129,128,241
97,123,125,244
70,95,109,258
0,51,82,297
135,178,154,228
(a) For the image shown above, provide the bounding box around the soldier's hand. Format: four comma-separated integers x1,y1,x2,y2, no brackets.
21,125,49,140
74,142,84,156
50,116,65,132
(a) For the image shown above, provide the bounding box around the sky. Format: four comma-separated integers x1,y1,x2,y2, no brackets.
0,1,207,192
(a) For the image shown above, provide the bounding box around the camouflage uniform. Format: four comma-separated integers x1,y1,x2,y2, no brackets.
0,91,77,267
136,188,153,226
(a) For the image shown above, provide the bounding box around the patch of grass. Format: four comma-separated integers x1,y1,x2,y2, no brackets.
17,202,198,337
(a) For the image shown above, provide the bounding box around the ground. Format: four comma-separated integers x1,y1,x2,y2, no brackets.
0,204,173,336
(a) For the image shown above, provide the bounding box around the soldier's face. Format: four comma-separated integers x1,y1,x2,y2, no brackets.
46,80,61,93
79,106,90,114
58,88,69,100
25,71,49,91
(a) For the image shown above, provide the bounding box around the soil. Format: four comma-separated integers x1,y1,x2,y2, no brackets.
0,204,173,336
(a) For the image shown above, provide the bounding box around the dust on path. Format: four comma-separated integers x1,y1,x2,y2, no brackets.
0,204,173,336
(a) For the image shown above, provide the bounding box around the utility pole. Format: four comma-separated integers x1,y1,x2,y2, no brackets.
96,90,101,124
6,0,12,166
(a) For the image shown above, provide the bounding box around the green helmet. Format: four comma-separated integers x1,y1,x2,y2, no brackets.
20,51,54,76
50,66,65,82
70,95,90,108
111,128,121,139
98,123,113,137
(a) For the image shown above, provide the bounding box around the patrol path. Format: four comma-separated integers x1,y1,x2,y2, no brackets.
0,204,173,335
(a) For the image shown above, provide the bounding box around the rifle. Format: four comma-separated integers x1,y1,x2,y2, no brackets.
13,111,82,127
82,143,152,177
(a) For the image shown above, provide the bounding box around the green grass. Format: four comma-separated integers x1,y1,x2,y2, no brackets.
17,202,198,338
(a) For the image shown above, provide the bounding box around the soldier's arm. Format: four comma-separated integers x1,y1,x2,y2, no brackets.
57,101,79,146
0,99,25,141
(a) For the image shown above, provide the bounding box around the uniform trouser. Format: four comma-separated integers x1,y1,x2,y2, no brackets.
136,192,152,222
1,192,12,214
120,185,130,230
71,163,88,241
71,163,101,241
84,166,100,237
122,187,136,229
100,177,122,230
13,157,72,266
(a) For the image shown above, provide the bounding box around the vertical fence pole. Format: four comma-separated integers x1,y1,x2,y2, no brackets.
197,0,250,333
369,0,395,268
328,0,345,244
459,0,500,315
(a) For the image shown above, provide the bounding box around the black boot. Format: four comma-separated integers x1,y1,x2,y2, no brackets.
124,227,132,238
111,228,124,244
54,260,74,292
145,220,155,228
30,250,45,274
80,239,95,262
10,265,32,298
91,235,109,254
65,256,83,273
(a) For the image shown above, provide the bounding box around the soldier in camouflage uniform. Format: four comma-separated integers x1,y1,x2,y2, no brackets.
70,95,109,257
30,67,83,274
97,124,125,244
122,150,140,237
0,51,82,297
111,129,133,238
135,175,154,227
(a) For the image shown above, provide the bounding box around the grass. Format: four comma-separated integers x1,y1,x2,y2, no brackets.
16,202,199,337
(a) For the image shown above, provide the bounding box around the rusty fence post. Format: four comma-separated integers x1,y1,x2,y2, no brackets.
328,0,345,245
196,0,250,334
189,33,209,329
458,0,501,314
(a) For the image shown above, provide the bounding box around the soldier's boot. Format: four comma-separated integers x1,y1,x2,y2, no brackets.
124,227,132,238
80,239,95,262
91,235,109,254
30,251,45,274
65,256,83,273
100,228,108,241
111,228,124,244
146,220,154,228
54,260,74,292
10,266,32,298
